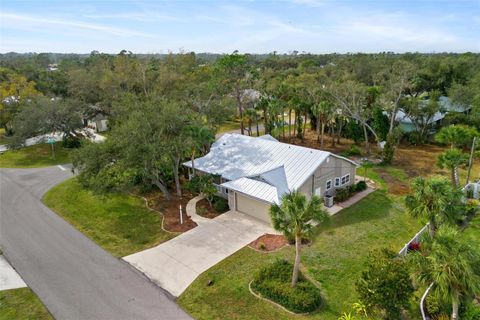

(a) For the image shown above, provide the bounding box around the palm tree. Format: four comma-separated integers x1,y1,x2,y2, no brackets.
435,125,478,149
405,176,463,237
243,108,256,136
409,226,480,320
312,100,334,148
437,148,469,187
269,191,328,287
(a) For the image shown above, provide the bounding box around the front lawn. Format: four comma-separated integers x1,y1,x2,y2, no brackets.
0,143,71,168
178,191,421,320
43,178,174,257
0,288,52,320
0,128,7,145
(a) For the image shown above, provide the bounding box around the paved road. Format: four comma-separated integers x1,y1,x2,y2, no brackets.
0,166,191,320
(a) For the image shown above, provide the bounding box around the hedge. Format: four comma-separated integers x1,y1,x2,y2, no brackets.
251,259,322,314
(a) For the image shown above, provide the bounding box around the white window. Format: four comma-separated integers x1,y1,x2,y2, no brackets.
326,179,332,190
335,177,340,187
314,187,322,196
341,174,351,186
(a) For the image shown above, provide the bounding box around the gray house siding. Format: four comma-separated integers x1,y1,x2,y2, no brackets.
299,155,356,198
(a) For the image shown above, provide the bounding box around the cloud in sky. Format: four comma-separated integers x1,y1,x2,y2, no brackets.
0,0,478,53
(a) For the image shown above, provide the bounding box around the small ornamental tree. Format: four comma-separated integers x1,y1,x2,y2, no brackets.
356,249,414,320
436,148,469,187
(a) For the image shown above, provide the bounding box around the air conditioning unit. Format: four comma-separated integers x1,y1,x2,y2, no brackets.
324,195,334,207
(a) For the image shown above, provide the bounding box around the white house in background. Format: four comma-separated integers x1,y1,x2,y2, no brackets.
395,96,470,133
183,133,357,224
85,114,108,133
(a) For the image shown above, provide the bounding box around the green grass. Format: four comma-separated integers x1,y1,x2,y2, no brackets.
0,128,8,145
178,191,421,320
0,143,71,168
383,166,410,183
217,120,241,134
464,213,480,250
43,178,174,257
0,288,52,320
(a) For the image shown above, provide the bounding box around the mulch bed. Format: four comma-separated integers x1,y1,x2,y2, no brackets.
196,198,222,219
249,234,289,252
146,191,197,233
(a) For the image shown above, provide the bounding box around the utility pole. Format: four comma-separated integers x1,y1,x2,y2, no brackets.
466,136,477,185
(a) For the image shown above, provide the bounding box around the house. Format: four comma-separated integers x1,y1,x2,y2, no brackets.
84,114,108,133
183,133,357,224
395,96,470,133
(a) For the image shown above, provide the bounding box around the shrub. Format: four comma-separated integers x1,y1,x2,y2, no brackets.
356,181,367,192
462,302,480,320
251,259,322,313
340,145,362,157
407,242,420,251
356,249,414,319
425,292,450,318
62,135,81,148
213,196,229,213
335,187,353,202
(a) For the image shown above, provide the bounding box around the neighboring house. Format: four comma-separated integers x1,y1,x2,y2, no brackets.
84,114,108,133
183,133,357,224
395,96,470,133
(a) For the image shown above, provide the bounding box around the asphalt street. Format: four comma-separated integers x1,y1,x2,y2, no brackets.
0,166,191,320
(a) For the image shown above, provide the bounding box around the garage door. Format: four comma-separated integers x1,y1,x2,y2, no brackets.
235,193,271,224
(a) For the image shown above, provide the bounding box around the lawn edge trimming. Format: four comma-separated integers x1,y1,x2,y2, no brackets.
130,193,183,236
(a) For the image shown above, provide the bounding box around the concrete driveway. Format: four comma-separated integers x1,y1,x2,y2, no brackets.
124,210,276,297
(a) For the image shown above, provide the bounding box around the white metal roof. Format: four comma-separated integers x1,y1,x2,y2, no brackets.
183,133,357,204
183,133,337,190
222,177,281,204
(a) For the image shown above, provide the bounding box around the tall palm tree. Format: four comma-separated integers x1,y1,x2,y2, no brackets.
405,176,463,237
243,108,256,136
437,148,469,187
269,191,328,287
312,100,334,148
410,226,480,320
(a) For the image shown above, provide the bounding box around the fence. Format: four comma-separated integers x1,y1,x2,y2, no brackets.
397,223,431,320
398,223,429,257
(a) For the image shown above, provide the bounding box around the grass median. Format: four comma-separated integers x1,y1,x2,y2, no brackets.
0,143,71,168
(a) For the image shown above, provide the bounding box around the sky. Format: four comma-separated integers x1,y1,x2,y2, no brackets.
0,0,479,54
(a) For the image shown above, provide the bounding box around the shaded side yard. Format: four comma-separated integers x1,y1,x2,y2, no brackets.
0,144,71,168
0,288,52,320
43,178,175,257
178,191,422,320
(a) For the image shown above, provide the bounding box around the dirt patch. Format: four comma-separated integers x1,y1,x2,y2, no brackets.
376,168,410,196
249,234,289,252
147,192,197,233
394,144,446,178
196,198,223,219
278,129,356,155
